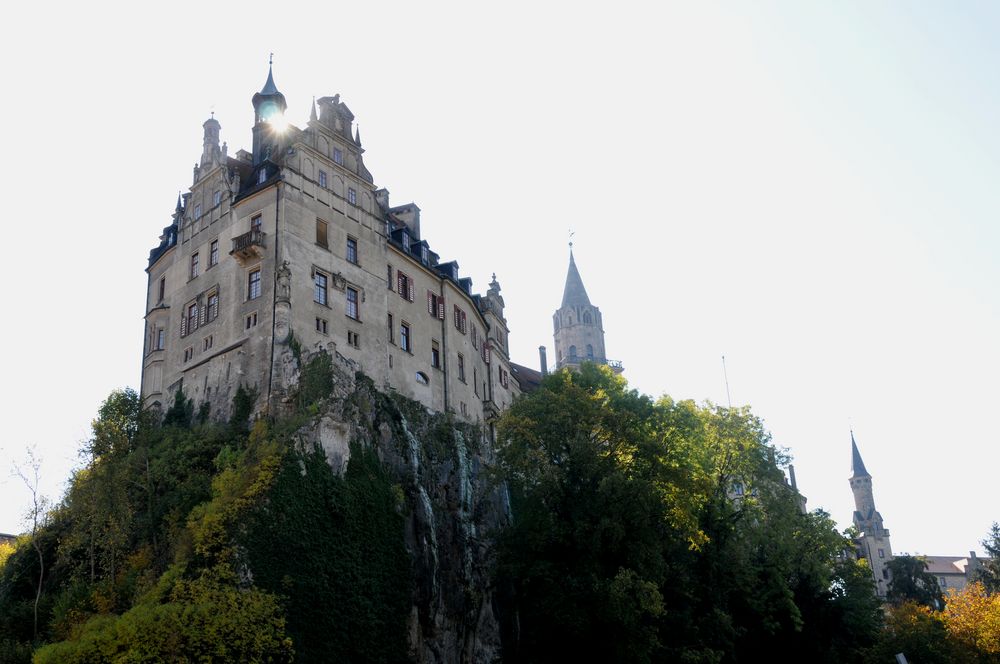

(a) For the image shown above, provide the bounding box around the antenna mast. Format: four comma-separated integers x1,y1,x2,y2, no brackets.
722,355,732,409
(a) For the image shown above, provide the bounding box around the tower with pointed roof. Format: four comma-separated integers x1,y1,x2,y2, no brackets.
849,432,893,597
552,248,621,373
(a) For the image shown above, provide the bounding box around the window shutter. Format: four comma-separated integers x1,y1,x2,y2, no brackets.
438,302,444,320
427,291,434,315
408,280,414,302
397,272,404,296
198,305,206,327
180,313,187,337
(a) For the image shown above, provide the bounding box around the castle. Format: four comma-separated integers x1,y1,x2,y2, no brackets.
141,63,617,426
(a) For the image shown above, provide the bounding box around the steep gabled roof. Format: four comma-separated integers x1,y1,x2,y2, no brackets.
561,251,592,308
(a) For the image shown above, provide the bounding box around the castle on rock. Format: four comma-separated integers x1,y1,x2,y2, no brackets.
142,64,521,424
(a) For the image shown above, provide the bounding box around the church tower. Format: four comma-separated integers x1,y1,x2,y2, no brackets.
849,432,893,597
552,248,621,373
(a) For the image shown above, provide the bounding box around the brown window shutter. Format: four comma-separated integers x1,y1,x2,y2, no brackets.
438,302,444,320
180,315,187,337
397,272,404,296
427,291,433,315
198,306,206,327
408,280,414,302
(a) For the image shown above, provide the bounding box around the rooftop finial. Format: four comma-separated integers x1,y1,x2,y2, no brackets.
269,52,273,66
310,97,317,122
568,228,575,252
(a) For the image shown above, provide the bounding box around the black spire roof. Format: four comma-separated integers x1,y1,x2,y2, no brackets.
561,250,592,308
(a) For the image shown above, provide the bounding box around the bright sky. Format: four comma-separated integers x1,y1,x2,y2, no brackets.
1,1,998,557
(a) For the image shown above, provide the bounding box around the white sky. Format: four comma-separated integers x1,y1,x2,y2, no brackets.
1,1,998,556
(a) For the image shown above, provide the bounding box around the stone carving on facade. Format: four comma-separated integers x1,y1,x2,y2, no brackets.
276,260,292,303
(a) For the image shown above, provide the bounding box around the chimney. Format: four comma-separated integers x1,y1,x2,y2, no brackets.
788,464,798,491
539,346,548,375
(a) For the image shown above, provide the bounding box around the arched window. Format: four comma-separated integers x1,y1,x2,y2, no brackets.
569,345,577,358
415,371,429,385
587,344,594,358
583,312,592,324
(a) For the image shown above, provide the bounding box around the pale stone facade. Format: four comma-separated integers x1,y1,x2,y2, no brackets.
849,433,894,597
142,65,519,425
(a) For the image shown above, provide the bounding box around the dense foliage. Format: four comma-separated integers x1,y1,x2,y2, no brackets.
0,359,412,663
494,364,883,663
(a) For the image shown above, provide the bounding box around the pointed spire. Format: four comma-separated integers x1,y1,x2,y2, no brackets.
354,124,361,145
851,430,870,478
310,97,318,122
260,53,280,96
561,248,592,308
175,191,183,213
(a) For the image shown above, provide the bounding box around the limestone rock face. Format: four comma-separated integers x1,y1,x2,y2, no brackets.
293,356,508,663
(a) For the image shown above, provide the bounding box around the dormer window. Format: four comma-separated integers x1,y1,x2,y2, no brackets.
257,169,267,185
421,246,428,264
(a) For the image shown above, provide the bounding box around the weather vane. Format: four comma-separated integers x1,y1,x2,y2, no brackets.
269,52,274,65
568,228,575,251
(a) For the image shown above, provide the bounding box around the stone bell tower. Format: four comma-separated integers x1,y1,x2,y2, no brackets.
552,247,621,373
849,431,893,598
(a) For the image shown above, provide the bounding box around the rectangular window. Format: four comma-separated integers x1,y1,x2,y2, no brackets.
387,264,393,289
213,190,222,206
209,240,219,267
314,271,328,305
187,302,199,334
387,313,394,344
460,401,468,416
248,269,261,300
184,347,194,362
454,305,467,334
431,340,441,369
190,253,200,279
878,549,885,559
458,354,466,382
316,219,328,248
333,148,343,165
474,368,478,396
427,291,445,319
257,169,267,185
158,277,165,302
346,237,358,264
204,335,213,351
207,291,219,321
471,326,478,349
251,214,262,232
316,317,328,334
346,287,359,320
319,169,327,188
348,187,357,205
194,204,202,220
245,312,258,329
156,329,165,350
400,322,411,352
396,271,413,301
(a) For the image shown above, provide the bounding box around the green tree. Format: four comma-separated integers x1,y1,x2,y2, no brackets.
972,522,1000,595
887,556,945,610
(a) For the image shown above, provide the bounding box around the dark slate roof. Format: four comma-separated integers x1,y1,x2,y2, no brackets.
561,251,592,308
851,431,870,478
510,363,543,392
260,64,280,96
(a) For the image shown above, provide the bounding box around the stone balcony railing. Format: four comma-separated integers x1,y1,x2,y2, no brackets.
230,229,266,263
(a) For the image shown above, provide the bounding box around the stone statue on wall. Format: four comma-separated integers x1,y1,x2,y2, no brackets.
276,260,291,303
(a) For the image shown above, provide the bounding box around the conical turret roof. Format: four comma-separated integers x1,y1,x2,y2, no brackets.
561,250,592,308
851,431,870,478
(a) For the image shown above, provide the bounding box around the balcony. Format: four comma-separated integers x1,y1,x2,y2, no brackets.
230,230,266,263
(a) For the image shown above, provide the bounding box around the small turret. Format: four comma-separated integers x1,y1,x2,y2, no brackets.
200,113,222,168
251,56,288,167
